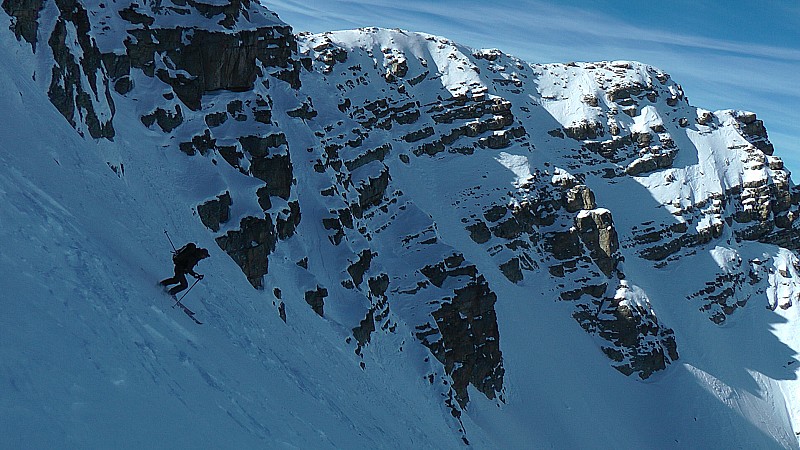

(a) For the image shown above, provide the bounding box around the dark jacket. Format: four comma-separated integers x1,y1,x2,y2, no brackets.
173,243,209,274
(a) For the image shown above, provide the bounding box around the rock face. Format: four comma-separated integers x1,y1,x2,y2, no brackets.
198,192,232,232
215,216,276,289
417,256,504,407
47,0,116,139
2,0,43,49
6,2,800,440
123,24,299,110
574,282,678,378
304,286,327,316
575,209,619,276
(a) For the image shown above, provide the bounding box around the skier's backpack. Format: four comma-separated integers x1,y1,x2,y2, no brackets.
173,243,197,268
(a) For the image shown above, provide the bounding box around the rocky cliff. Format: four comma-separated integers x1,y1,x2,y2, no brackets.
4,1,800,443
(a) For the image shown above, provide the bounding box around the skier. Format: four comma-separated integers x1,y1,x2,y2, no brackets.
160,243,210,296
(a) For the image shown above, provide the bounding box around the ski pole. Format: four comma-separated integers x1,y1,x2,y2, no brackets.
164,230,177,252
173,277,201,308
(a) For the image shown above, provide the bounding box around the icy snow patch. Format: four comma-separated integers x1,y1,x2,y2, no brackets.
577,207,610,220
495,152,531,187
630,105,663,134
614,280,653,316
710,246,741,273
767,249,800,311
551,167,576,186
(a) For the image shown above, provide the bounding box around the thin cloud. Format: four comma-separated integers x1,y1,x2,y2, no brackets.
279,0,800,62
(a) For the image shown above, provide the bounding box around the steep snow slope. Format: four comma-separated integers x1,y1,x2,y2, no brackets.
0,30,483,449
2,2,800,448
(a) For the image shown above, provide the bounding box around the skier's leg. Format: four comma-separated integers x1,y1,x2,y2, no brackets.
168,272,189,296
161,267,183,287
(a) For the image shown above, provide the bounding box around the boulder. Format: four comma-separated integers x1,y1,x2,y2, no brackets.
575,209,619,276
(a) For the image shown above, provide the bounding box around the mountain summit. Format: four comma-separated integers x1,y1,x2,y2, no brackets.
2,1,799,448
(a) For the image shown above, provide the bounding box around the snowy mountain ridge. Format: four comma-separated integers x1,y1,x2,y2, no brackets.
2,1,800,448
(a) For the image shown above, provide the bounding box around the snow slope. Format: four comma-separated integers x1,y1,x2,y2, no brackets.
0,30,477,449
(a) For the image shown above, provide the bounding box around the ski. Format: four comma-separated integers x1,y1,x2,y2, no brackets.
159,289,203,325
175,301,203,325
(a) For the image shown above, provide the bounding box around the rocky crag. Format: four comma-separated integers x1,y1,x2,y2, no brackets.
4,0,800,438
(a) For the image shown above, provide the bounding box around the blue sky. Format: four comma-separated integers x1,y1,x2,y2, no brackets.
266,0,800,173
